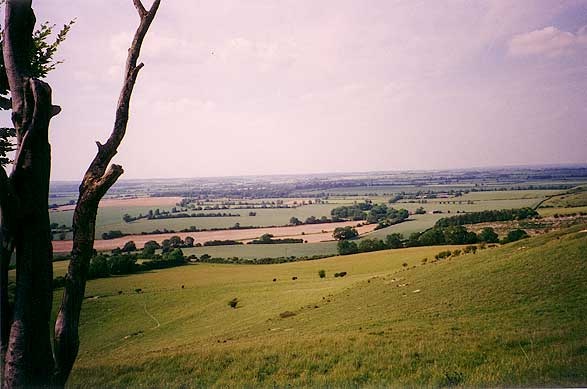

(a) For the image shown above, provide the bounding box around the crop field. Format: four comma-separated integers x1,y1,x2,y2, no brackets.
52,220,375,253
57,225,587,387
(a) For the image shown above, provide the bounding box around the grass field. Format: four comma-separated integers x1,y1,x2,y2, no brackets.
181,241,339,259
59,225,587,387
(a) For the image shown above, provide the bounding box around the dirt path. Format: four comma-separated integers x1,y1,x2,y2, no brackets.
52,221,377,252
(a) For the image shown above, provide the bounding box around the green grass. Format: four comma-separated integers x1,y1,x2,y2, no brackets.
61,225,587,387
539,206,587,217
182,241,339,259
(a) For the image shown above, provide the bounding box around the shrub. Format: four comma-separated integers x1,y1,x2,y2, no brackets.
463,245,478,254
452,249,461,257
434,250,452,260
318,269,326,278
501,229,529,244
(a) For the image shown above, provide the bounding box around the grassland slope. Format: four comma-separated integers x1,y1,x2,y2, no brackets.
67,226,587,387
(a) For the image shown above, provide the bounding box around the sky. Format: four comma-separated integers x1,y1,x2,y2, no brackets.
11,0,587,180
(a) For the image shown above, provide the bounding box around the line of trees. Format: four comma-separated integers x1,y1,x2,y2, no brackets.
248,234,304,244
337,226,529,256
123,211,240,223
434,208,539,228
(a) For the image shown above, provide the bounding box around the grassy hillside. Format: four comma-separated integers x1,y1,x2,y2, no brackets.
64,225,587,387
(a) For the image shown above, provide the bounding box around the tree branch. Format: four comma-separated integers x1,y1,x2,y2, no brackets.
132,0,147,17
80,0,159,198
2,0,35,138
53,1,160,385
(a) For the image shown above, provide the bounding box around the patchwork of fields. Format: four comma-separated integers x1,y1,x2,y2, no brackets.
49,187,587,259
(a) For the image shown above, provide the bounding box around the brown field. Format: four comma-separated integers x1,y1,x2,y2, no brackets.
52,221,377,253
51,196,182,212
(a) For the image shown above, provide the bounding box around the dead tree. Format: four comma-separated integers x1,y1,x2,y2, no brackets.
0,0,160,387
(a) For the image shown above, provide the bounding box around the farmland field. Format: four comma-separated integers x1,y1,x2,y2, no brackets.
52,220,375,253
57,225,587,387
49,187,582,259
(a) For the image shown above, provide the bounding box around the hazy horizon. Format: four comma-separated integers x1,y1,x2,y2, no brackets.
43,162,587,184
6,0,587,180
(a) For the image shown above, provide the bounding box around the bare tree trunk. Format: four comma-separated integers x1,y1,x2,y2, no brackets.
1,1,58,386
52,0,160,386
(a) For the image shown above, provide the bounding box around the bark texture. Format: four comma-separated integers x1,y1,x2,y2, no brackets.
0,0,160,387
1,1,57,386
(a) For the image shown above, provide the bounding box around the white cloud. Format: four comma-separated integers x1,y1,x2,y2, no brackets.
508,26,587,57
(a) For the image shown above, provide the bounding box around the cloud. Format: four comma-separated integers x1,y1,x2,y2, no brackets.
508,25,587,57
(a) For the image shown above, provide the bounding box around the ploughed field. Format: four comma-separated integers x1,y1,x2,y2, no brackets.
61,226,587,387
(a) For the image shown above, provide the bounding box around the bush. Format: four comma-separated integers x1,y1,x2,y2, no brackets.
101,230,124,240
434,250,452,260
318,269,326,278
501,229,529,244
463,245,478,254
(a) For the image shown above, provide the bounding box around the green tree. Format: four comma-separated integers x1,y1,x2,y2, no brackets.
289,216,302,225
333,226,358,240
169,235,183,248
478,227,499,243
502,229,528,244
358,238,386,252
337,240,359,255
121,241,137,253
184,236,195,247
164,248,184,262
88,255,109,279
0,19,74,167
385,233,403,249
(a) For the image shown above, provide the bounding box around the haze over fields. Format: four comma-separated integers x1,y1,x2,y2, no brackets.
25,0,587,180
